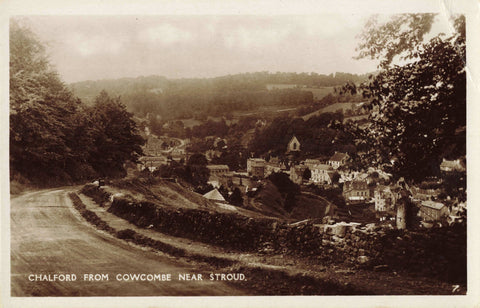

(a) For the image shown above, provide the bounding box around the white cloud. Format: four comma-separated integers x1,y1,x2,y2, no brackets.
223,26,292,50
300,15,366,39
138,24,193,45
67,32,125,56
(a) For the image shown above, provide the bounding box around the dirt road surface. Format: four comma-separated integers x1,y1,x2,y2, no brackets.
10,188,246,296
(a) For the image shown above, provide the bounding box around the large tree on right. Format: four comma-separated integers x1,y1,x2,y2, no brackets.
356,14,466,182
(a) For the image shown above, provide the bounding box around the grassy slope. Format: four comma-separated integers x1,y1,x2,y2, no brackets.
108,178,268,219
290,193,330,221
302,102,360,121
249,181,331,222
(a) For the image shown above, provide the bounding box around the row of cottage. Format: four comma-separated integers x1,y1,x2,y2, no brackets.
248,152,349,182
204,155,462,222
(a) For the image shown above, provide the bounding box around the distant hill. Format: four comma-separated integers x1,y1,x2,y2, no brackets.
69,72,369,120
69,75,169,105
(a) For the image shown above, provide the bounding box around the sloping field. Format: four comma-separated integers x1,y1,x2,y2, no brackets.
302,101,366,121
106,178,267,218
290,193,330,221
249,181,290,219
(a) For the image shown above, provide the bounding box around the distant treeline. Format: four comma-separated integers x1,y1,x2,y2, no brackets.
70,72,369,120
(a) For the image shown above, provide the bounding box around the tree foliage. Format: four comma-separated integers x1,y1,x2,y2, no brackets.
10,21,144,185
86,91,144,177
356,14,466,182
248,112,356,158
356,14,436,69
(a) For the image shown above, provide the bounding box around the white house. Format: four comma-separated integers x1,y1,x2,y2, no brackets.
310,164,335,184
328,152,349,169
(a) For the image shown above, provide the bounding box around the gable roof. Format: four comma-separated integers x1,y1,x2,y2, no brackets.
344,180,368,191
206,164,230,171
421,200,446,210
329,152,349,162
288,136,300,146
202,189,226,201
312,164,333,171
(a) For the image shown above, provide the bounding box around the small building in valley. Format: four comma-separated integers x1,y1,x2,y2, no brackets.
310,164,335,185
206,164,230,181
247,158,266,178
328,152,349,169
286,136,301,153
418,200,449,222
304,159,322,170
343,180,370,203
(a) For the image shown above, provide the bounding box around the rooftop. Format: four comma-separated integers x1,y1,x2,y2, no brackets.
206,164,230,170
421,200,446,210
329,152,348,162
312,164,333,171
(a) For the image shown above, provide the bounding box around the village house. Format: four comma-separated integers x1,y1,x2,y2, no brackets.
264,158,287,177
343,180,370,203
142,136,165,156
418,200,449,222
440,158,466,172
247,158,266,178
286,136,301,153
206,164,230,179
374,185,398,212
339,170,369,184
328,152,349,169
137,156,168,172
265,163,283,177
290,164,307,185
304,159,322,170
310,164,335,185
410,186,442,201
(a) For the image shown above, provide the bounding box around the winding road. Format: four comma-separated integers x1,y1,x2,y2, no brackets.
10,188,246,296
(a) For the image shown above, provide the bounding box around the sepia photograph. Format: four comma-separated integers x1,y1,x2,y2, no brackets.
2,0,480,307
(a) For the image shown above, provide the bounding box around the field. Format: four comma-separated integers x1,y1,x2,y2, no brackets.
302,87,335,100
266,85,335,101
302,101,367,121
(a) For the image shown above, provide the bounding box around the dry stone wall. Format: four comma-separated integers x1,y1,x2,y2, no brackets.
81,184,466,283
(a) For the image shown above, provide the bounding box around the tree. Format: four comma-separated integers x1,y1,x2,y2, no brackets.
10,21,87,184
267,172,300,212
356,14,466,182
302,167,311,180
86,91,145,178
187,153,208,166
186,153,210,186
229,187,244,206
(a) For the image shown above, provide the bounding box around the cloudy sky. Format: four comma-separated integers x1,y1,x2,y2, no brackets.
16,14,451,83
